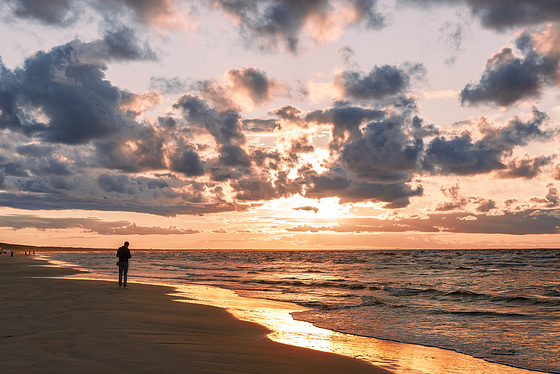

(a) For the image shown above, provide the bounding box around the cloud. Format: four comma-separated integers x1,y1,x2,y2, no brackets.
436,181,468,211
0,36,160,145
286,208,560,235
270,105,306,127
94,0,179,28
173,94,246,146
339,114,424,183
298,165,423,208
94,125,168,172
497,154,554,179
460,43,559,107
439,21,467,65
101,25,157,61
424,108,552,175
3,0,78,26
0,190,243,216
227,67,283,106
475,198,497,213
169,147,205,177
292,206,319,213
242,118,280,133
3,0,181,29
0,214,200,235
399,0,560,31
544,184,560,207
97,173,137,194
464,0,560,30
212,0,385,53
16,143,54,157
335,64,426,101
306,101,385,149
195,67,287,111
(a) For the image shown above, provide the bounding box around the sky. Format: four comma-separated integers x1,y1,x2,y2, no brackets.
1,0,560,250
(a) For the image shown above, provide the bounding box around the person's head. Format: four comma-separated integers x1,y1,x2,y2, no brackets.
124,241,129,247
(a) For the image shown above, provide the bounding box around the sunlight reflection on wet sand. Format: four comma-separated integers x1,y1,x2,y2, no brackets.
169,284,538,374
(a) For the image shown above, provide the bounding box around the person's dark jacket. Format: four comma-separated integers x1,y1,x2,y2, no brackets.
116,246,131,262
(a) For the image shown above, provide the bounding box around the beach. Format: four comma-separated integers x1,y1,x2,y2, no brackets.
0,255,389,374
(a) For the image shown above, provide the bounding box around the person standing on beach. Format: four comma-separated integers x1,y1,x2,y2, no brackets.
116,241,131,288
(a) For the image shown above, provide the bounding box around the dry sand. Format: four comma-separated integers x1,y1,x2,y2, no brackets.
0,255,391,373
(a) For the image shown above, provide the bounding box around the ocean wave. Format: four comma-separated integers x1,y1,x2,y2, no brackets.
431,309,533,318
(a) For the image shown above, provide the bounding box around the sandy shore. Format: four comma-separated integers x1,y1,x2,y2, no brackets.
0,255,390,374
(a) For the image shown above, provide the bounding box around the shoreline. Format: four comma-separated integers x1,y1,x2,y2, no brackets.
0,255,390,374
30,252,545,374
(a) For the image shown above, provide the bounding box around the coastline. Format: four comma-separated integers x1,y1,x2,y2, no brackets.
0,255,389,374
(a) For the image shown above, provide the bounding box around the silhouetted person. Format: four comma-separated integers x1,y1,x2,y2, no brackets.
116,241,131,288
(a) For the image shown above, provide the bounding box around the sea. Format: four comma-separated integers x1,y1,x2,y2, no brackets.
39,248,559,374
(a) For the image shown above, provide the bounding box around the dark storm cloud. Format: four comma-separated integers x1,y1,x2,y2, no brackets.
424,108,552,175
399,0,560,30
460,44,559,107
212,0,385,53
335,64,425,101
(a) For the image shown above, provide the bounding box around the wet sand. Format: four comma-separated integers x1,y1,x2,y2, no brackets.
0,255,390,373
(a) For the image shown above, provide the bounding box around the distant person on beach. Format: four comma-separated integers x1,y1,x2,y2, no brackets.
116,241,131,288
